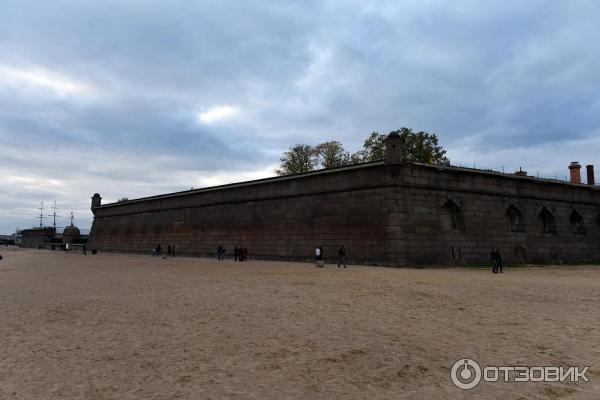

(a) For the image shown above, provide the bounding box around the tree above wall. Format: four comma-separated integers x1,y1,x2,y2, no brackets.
275,128,448,176
274,144,320,176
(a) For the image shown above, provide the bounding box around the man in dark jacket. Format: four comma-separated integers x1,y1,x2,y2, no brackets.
217,244,225,261
491,248,503,273
490,248,498,273
338,246,346,268
496,249,503,273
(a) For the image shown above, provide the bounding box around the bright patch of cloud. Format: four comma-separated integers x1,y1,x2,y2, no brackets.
197,105,240,124
0,64,93,97
190,165,277,188
4,174,65,188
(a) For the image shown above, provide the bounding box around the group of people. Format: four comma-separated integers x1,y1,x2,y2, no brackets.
233,245,248,262
152,244,176,257
215,245,249,261
149,243,504,272
315,245,347,268
490,248,503,273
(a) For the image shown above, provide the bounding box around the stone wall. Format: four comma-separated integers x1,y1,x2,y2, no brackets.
88,161,600,266
89,162,396,265
386,164,600,265
20,227,56,249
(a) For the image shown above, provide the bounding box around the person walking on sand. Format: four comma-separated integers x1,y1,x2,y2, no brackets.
234,245,239,261
490,248,498,273
495,249,503,273
338,245,346,268
315,245,325,267
167,245,172,257
156,244,162,257
217,244,225,261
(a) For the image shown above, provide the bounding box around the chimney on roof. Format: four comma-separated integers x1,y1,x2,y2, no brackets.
384,132,405,165
569,162,582,184
586,165,595,185
91,193,102,212
514,167,527,177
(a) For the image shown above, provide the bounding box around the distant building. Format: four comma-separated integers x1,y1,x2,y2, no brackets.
63,224,82,244
19,227,56,249
20,225,88,250
0,234,18,246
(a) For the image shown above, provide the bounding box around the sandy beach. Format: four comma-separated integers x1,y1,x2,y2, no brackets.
0,248,599,399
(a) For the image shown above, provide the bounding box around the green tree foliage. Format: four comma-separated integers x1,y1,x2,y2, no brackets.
275,128,448,176
274,144,319,176
352,131,386,162
352,128,447,164
390,127,447,164
315,141,351,169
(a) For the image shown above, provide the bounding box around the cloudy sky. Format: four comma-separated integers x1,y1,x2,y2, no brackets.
1,0,599,234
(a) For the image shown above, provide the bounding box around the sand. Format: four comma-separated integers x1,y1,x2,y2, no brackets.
0,248,599,399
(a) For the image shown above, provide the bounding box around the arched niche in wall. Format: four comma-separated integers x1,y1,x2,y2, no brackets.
505,205,526,233
539,207,557,234
569,209,586,235
441,199,465,231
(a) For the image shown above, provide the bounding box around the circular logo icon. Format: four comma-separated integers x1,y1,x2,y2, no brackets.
451,358,482,390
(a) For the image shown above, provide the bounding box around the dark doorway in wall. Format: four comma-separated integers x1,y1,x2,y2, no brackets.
506,205,526,233
539,208,557,234
441,200,465,231
514,246,527,263
569,210,586,235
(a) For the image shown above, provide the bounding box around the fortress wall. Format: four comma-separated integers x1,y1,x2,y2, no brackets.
89,161,600,266
387,164,600,265
89,163,397,264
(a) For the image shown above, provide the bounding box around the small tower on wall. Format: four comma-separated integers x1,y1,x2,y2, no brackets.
385,132,405,165
569,162,582,184
91,193,102,214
